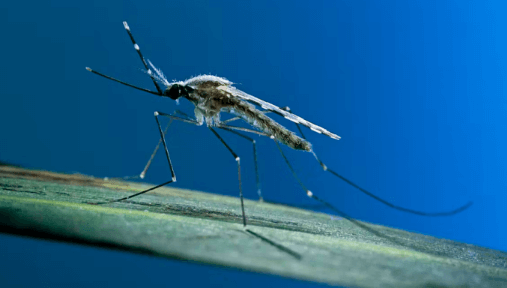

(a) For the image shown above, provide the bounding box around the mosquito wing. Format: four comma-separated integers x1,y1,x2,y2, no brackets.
219,86,341,140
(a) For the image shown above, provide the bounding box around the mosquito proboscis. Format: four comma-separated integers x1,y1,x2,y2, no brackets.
86,21,472,228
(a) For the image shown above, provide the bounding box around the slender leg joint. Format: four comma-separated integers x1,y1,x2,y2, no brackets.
311,151,327,171
218,126,263,202
209,127,247,226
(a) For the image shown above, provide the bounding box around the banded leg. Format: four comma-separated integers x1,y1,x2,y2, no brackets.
209,127,247,227
219,126,263,201
87,22,166,96
90,111,199,204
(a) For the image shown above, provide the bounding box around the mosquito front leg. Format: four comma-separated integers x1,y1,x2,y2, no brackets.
88,111,199,205
139,110,197,179
137,119,173,179
114,110,196,180
209,127,247,227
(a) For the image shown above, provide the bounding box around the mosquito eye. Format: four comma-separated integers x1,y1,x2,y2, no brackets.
165,85,181,100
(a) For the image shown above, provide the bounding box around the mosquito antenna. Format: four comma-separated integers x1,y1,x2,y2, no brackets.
123,21,164,95
86,67,161,96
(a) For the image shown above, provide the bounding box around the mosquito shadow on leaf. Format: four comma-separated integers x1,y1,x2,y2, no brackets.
244,229,302,260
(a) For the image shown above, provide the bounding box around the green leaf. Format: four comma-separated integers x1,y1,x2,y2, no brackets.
0,165,506,287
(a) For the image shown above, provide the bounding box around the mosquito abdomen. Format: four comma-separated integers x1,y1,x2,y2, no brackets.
228,99,312,151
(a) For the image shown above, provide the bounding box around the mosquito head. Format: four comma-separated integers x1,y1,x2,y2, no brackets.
164,84,195,100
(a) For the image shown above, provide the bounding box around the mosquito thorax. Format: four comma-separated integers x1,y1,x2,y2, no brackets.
164,84,195,100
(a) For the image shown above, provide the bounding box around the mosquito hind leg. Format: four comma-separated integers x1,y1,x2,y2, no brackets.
306,138,472,216
280,106,472,216
218,126,263,201
273,140,335,208
209,127,247,227
272,140,366,221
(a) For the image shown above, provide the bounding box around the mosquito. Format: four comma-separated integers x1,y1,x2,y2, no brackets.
86,21,472,227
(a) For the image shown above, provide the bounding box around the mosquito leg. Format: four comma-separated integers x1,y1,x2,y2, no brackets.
308,142,472,216
101,119,174,182
272,140,426,249
221,109,277,125
89,111,199,205
109,109,195,180
273,141,310,195
218,126,263,201
221,116,242,124
172,110,197,121
273,140,355,218
138,119,173,179
138,110,198,179
122,21,163,94
217,123,268,137
209,127,247,227
279,105,472,216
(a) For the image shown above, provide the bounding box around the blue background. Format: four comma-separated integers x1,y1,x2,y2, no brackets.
1,0,506,287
